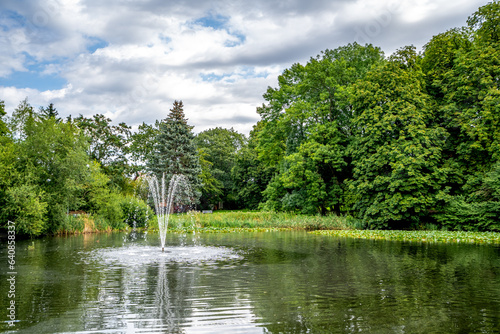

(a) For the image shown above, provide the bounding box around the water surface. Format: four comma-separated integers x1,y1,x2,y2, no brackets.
1,231,500,333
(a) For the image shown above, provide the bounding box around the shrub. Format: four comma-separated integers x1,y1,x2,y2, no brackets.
5,184,47,236
59,214,86,233
436,162,500,231
92,191,125,229
120,196,156,228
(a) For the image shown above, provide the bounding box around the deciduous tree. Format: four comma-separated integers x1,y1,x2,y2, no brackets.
195,127,245,208
349,46,449,228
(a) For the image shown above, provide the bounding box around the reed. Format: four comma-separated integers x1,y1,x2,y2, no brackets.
164,210,351,231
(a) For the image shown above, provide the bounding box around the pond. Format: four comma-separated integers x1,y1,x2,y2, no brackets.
1,230,500,333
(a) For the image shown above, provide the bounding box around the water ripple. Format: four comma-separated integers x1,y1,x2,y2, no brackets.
84,245,243,266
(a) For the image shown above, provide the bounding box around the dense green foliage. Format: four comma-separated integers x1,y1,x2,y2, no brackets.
231,122,275,210
1,101,134,236
1,2,498,235
349,46,449,228
256,43,383,215
147,100,202,203
128,121,160,173
120,195,156,228
247,2,500,230
194,127,245,209
75,113,132,192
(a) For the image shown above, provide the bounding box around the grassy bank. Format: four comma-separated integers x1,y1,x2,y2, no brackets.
310,229,500,245
56,210,500,245
160,211,350,232
56,214,128,235
158,211,500,244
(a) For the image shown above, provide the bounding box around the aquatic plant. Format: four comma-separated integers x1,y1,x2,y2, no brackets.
310,229,500,244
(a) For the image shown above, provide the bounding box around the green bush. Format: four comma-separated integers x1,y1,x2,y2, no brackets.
5,184,47,236
94,216,111,231
120,196,156,228
436,162,500,231
344,215,367,230
46,202,70,234
92,191,124,229
59,214,86,233
436,198,500,231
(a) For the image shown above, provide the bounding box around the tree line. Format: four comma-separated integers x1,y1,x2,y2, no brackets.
1,2,499,235
239,1,500,230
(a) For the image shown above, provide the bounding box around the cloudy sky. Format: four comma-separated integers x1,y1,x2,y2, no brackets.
0,0,488,134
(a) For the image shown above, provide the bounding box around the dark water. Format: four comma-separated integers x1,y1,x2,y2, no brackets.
1,231,500,333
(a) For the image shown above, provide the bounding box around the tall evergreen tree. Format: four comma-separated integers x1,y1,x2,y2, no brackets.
39,103,60,122
148,100,202,203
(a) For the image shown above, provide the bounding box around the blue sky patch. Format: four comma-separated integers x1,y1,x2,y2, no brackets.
159,34,172,44
200,67,269,83
200,72,234,83
0,54,66,91
86,36,109,53
224,32,246,47
193,13,246,47
239,66,269,79
194,14,229,30
0,70,66,91
1,10,26,29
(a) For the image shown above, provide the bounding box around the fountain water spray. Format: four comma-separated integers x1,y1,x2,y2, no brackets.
147,173,187,251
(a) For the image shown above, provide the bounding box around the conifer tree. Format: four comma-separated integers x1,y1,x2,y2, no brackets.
40,103,60,122
148,100,202,203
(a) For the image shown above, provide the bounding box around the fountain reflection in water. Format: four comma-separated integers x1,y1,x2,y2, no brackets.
147,173,188,251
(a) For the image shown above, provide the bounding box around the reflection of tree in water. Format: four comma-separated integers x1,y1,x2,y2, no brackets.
150,261,196,332
8,232,500,333
155,262,174,329
241,235,500,334
146,255,264,332
71,260,197,333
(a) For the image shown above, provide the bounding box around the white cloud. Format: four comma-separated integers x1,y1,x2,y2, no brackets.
0,0,489,134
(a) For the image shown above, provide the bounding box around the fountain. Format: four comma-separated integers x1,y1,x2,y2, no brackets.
147,173,188,252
